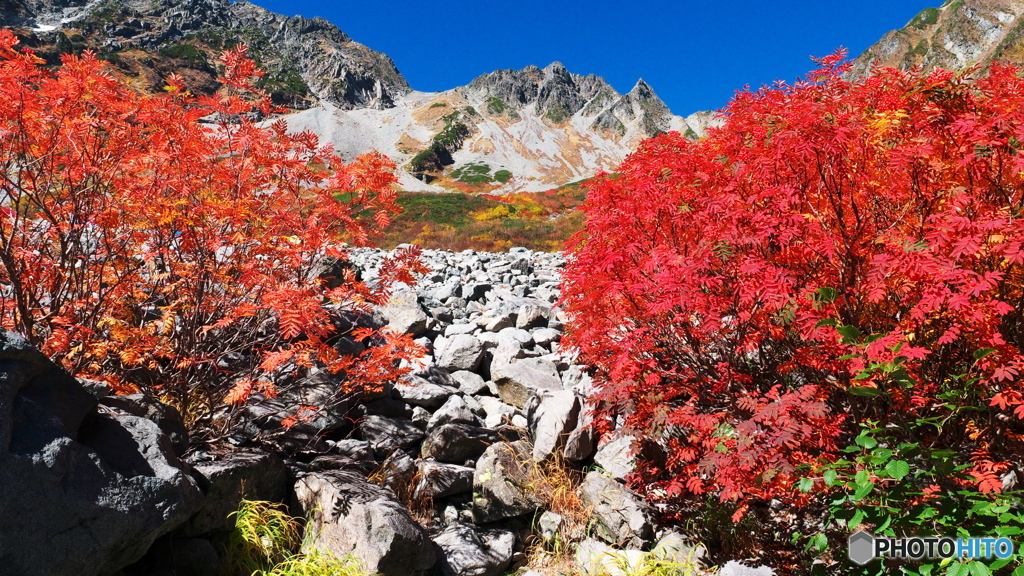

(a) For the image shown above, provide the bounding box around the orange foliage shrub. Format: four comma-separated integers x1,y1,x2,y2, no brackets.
0,31,424,419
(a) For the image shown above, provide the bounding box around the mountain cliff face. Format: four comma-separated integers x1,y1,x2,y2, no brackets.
0,0,410,110
850,0,1024,76
0,0,707,192
282,62,708,193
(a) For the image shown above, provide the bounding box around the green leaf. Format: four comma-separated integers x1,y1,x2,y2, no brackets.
968,561,992,576
974,348,997,360
886,460,910,480
849,508,865,529
876,515,893,534
989,559,1011,571
1010,564,1024,576
849,386,884,397
837,324,862,340
823,469,838,487
815,287,838,303
853,481,874,501
798,477,814,492
856,434,878,449
815,318,838,328
948,563,971,576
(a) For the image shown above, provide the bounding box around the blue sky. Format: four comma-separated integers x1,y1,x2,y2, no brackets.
251,0,939,115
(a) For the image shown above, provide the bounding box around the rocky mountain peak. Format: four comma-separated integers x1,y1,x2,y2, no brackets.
542,61,567,74
1,0,410,110
850,0,1024,77
629,78,653,96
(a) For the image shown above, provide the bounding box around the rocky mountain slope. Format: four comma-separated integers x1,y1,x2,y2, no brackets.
285,63,713,193
0,0,710,193
0,0,410,110
850,0,1024,76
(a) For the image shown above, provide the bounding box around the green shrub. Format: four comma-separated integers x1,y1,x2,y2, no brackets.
158,43,206,65
908,7,940,29
494,170,512,183
433,121,469,148
545,106,567,123
803,420,1024,575
485,97,521,120
409,145,443,173
255,67,311,102
429,102,447,108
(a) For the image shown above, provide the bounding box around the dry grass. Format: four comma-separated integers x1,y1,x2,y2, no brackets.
367,451,435,527
501,442,594,573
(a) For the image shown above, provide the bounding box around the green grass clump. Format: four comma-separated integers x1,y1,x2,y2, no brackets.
222,500,369,576
393,192,494,227
451,162,494,183
259,549,368,576
224,500,301,574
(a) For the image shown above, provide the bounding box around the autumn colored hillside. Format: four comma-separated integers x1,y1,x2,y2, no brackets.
376,182,589,252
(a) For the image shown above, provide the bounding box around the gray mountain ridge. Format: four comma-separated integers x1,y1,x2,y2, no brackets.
0,0,711,191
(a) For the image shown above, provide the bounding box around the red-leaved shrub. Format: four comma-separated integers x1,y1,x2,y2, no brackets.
561,53,1024,519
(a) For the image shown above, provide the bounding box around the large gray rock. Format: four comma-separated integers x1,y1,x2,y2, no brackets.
294,470,436,576
123,537,222,576
382,288,430,336
531,327,561,348
100,392,189,457
183,451,289,536
0,331,203,576
450,370,489,396
594,435,636,480
531,390,581,461
580,472,656,548
564,407,596,462
490,357,562,408
430,523,516,576
478,396,518,429
472,441,539,523
718,561,776,576
394,375,458,409
0,331,95,453
359,415,425,458
515,304,548,330
421,423,501,463
426,395,481,433
435,334,485,373
414,461,475,499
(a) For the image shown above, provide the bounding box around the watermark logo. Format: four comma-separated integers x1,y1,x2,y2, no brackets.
848,530,1015,565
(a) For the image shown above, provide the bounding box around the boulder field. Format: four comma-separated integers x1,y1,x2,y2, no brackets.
0,247,770,576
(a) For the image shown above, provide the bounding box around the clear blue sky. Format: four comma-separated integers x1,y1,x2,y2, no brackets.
249,0,939,115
